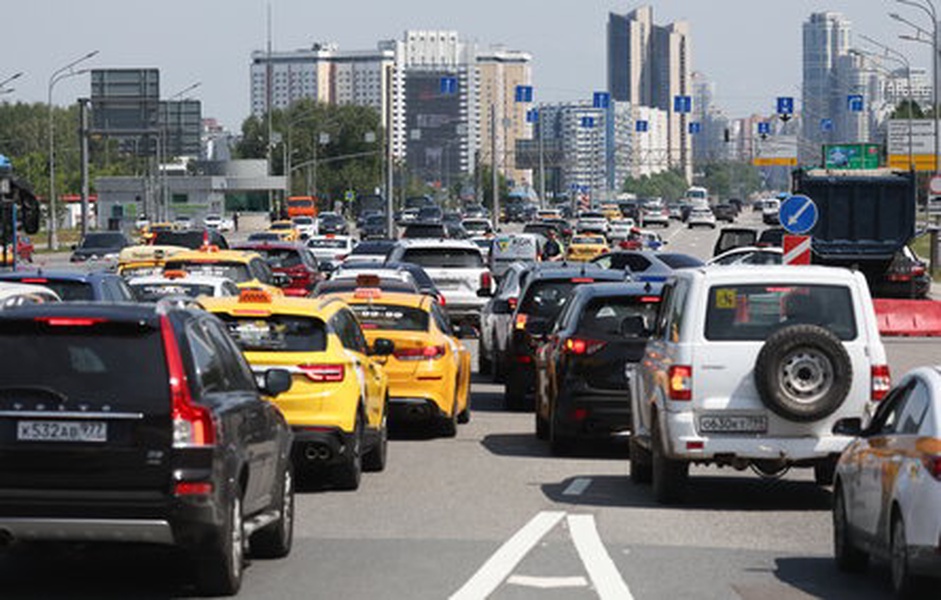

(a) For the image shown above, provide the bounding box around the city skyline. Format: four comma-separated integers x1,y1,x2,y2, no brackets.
0,1,930,131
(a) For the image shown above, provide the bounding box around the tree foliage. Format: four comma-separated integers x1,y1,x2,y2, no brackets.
697,161,764,200
621,169,689,200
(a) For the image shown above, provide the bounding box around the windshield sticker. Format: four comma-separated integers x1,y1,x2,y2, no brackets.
715,288,737,310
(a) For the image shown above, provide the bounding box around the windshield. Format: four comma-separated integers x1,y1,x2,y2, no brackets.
216,314,327,352
165,261,251,283
130,282,216,301
308,238,348,249
81,233,125,249
577,296,660,336
401,248,483,268
253,248,304,269
350,304,429,332
8,280,95,301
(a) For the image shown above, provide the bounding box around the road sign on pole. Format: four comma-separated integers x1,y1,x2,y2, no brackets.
783,235,812,265
779,194,818,235
515,85,533,103
757,122,771,136
847,94,864,112
635,120,648,133
688,122,702,134
673,96,692,113
592,92,610,109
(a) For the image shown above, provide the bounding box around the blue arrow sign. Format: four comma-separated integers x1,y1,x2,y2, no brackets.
777,97,794,115
580,116,595,128
757,122,771,135
821,118,834,132
515,85,533,103
593,91,611,109
635,120,648,133
688,122,702,134
526,108,539,123
673,95,692,113
779,194,818,235
847,94,864,112
439,76,458,95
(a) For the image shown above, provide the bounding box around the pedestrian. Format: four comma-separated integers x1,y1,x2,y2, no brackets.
233,211,239,232
542,229,563,262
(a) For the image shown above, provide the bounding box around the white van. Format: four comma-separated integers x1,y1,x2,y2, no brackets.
489,233,546,279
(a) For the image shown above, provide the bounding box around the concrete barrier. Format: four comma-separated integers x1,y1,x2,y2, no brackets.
874,299,941,337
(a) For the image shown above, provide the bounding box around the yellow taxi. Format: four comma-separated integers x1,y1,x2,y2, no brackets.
200,289,393,489
267,220,300,242
599,203,622,222
324,280,472,437
139,222,174,244
566,234,609,262
163,246,285,295
116,244,187,278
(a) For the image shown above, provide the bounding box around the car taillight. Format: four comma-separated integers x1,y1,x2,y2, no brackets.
515,313,528,330
161,315,215,447
35,317,106,327
507,297,518,310
436,293,446,306
922,455,941,481
563,337,607,356
393,345,446,361
480,271,492,291
912,264,926,277
871,365,891,401
174,482,214,496
298,364,346,382
668,365,692,401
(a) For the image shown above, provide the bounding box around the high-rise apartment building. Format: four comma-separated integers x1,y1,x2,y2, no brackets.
802,12,853,160
607,6,692,180
477,47,533,187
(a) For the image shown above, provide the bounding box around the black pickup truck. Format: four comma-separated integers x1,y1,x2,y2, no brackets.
0,303,295,595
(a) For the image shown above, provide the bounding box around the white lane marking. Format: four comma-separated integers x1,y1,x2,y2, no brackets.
562,477,592,496
507,575,589,589
449,511,566,600
567,514,634,600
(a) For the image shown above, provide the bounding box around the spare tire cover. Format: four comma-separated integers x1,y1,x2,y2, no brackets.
754,324,852,422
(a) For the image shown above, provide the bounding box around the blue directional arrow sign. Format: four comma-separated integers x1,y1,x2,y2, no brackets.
777,97,794,115
593,91,611,109
439,76,458,95
515,85,534,103
688,122,702,134
635,120,648,133
821,118,834,132
580,116,595,128
673,95,692,113
847,94,864,112
779,194,818,235
757,122,771,135
526,108,539,123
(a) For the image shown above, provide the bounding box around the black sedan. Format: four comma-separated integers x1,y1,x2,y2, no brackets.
70,231,131,262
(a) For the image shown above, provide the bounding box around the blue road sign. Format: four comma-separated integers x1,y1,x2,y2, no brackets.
0,154,10,169
439,76,458,95
777,97,794,115
821,118,834,132
847,94,864,112
635,120,648,133
593,91,611,109
757,122,771,135
515,85,533,103
526,108,539,123
673,95,692,113
580,116,595,128
779,194,818,235
688,122,702,134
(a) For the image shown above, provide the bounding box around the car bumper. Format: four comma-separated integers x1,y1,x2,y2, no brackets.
290,426,357,467
553,390,632,439
661,410,854,462
388,397,449,423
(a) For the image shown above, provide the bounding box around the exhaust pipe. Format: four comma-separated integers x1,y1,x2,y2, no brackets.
318,447,331,460
304,445,320,461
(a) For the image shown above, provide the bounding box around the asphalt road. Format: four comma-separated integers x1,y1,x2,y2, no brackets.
1,213,937,599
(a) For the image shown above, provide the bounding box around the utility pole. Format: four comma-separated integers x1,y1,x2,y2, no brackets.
78,98,90,237
538,108,546,209
491,102,499,229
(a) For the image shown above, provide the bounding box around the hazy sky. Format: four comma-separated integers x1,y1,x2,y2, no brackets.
0,1,930,131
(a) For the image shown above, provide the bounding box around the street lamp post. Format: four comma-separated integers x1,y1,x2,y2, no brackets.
0,72,23,95
854,40,915,172
894,0,939,176
47,50,98,250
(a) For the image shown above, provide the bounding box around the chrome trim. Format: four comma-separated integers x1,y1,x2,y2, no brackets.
0,411,144,420
0,518,174,545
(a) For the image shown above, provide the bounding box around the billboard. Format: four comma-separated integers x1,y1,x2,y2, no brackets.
160,100,202,157
752,135,798,167
404,70,465,187
90,69,160,156
887,119,937,171
823,144,880,170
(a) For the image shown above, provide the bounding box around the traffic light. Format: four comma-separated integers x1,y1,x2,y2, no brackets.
723,128,731,143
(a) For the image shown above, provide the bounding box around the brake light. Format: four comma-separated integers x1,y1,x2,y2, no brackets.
298,364,346,382
571,278,595,283
639,296,661,303
515,313,528,330
161,315,215,447
480,271,492,291
393,345,446,361
35,317,106,327
174,482,213,496
21,278,48,284
436,293,446,306
668,365,692,401
871,365,891,401
564,337,607,356
507,297,518,310
923,455,941,481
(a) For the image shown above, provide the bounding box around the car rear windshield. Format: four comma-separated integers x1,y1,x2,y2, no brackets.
215,315,327,352
351,241,394,256
520,280,578,319
314,280,418,295
401,248,483,268
577,296,660,336
704,284,857,341
308,238,348,249
130,283,215,301
248,233,282,242
152,231,210,249
253,249,303,269
80,233,126,249
15,280,95,301
350,304,429,332
403,225,446,238
658,254,704,269
0,323,169,410
165,261,250,283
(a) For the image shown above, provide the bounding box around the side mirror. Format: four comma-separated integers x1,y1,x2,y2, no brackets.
261,368,292,397
271,273,291,288
318,262,336,274
451,323,477,339
832,418,863,437
371,338,395,356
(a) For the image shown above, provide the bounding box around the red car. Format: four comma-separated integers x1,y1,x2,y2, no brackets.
1,236,34,265
233,241,322,297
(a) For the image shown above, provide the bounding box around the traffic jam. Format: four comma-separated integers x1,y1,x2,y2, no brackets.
0,180,939,598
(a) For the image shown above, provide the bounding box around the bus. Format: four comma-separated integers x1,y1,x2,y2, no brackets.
286,196,318,218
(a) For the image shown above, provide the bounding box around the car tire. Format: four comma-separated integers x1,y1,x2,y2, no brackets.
440,392,459,438
333,414,363,490
492,350,507,384
250,464,295,559
833,483,868,573
535,409,549,440
890,511,924,598
549,413,573,456
754,325,852,423
363,408,388,473
479,336,493,377
629,436,653,484
194,490,244,596
651,418,688,504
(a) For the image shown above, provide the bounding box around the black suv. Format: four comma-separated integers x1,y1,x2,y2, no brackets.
0,303,295,595
504,265,629,410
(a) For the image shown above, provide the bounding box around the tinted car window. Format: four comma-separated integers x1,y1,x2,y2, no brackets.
704,284,857,341
577,296,660,335
187,322,228,394
403,224,447,238
0,322,169,410
401,248,483,268
350,304,429,331
519,280,578,320
216,314,328,352
253,248,303,269
204,319,257,392
81,233,127,248
166,261,251,283
131,282,217,301
30,280,95,302
658,254,704,269
313,279,418,295
351,241,395,257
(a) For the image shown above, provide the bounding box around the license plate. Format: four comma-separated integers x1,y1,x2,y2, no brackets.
699,415,768,434
17,420,108,443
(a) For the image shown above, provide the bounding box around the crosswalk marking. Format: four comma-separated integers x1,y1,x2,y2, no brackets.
563,477,592,496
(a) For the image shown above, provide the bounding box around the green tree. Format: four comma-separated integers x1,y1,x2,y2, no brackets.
891,100,925,119
697,161,764,200
621,169,688,200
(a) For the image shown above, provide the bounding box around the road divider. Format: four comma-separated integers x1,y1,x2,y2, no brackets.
873,299,941,337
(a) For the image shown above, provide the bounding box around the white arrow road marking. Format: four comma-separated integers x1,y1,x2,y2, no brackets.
563,477,592,496
787,199,812,226
568,514,635,600
507,575,589,589
449,511,566,600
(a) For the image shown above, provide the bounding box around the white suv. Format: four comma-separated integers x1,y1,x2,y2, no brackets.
386,239,494,329
630,265,890,504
